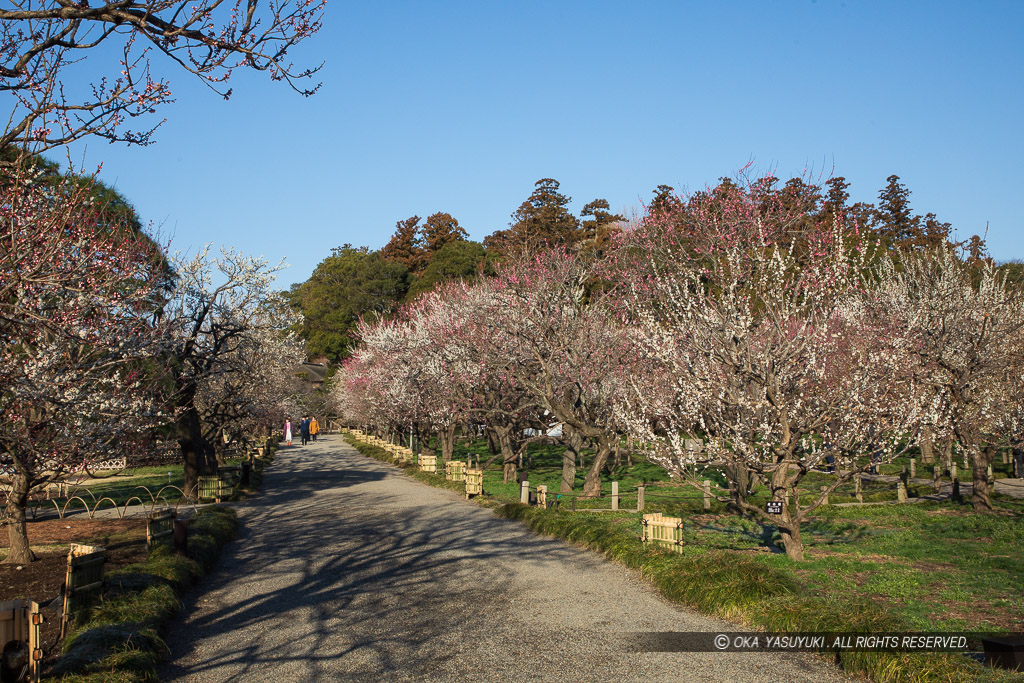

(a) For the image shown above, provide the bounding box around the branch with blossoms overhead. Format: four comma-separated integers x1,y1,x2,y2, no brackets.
0,0,325,159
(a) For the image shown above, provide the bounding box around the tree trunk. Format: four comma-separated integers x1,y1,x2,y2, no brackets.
560,425,582,493
582,437,613,497
919,428,935,464
726,463,750,514
778,516,805,561
3,472,35,564
485,428,500,457
177,398,214,498
493,424,518,483
771,466,805,561
971,445,994,512
941,440,954,472
439,424,456,463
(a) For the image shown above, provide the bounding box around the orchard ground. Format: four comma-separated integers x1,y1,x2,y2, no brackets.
435,436,1024,634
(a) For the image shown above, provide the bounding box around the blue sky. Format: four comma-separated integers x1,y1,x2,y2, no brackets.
61,0,1023,289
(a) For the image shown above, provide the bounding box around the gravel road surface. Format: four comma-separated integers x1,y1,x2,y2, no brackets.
160,436,849,682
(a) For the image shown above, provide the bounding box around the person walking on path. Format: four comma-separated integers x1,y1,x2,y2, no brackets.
284,418,292,447
300,416,311,446
310,417,319,442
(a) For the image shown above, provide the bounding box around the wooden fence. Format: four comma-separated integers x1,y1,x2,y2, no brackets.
418,455,438,473
147,509,175,550
465,468,484,498
641,513,685,553
61,544,106,638
0,599,42,682
445,460,466,482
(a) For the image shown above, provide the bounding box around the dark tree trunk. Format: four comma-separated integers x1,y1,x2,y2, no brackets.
919,428,935,464
582,437,614,497
726,463,750,513
439,424,456,463
941,440,954,472
3,471,35,564
971,445,994,512
493,424,517,483
770,467,805,560
486,427,500,456
177,393,215,499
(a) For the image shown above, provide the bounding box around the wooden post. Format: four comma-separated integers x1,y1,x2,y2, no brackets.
820,485,829,506
987,464,994,486
637,486,645,512
933,465,942,494
909,458,916,478
537,484,547,508
951,463,957,481
612,481,619,511
897,480,907,503
520,480,529,505
855,474,863,503
703,480,711,511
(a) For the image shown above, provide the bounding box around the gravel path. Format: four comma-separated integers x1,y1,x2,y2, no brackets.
159,436,850,682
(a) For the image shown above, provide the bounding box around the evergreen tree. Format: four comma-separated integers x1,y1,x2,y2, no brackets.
293,245,409,362
420,212,468,255
485,178,580,258
381,216,423,272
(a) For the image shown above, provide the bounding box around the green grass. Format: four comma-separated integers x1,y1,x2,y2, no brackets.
346,431,1024,682
50,506,238,681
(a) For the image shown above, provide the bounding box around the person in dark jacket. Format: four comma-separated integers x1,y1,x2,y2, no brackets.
300,416,311,446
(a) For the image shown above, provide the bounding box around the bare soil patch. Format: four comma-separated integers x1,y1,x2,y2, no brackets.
0,518,148,662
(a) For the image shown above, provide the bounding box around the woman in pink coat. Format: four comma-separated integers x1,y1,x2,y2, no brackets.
284,418,293,446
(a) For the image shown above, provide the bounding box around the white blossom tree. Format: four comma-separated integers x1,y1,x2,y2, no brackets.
871,247,1024,511
0,165,167,563
616,175,922,561
162,246,300,495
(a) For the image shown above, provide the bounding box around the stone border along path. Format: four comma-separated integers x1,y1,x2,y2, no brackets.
159,436,849,682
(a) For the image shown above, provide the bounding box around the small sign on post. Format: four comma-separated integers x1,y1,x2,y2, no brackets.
765,501,783,515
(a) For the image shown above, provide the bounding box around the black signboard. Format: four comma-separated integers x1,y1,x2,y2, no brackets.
765,501,783,514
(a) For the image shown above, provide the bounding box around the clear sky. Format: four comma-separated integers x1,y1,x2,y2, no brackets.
61,0,1023,290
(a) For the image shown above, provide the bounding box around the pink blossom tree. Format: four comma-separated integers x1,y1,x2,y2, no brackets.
490,249,648,495
0,165,168,563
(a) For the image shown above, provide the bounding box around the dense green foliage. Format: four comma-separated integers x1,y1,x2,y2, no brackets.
288,245,409,362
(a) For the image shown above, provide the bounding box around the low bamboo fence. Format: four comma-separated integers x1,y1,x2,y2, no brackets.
61,544,106,638
465,468,484,498
147,509,175,550
641,513,685,553
0,599,42,682
445,460,466,482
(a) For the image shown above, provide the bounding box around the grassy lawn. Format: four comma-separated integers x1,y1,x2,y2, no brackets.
377,434,1024,636
345,432,1024,680
49,456,251,509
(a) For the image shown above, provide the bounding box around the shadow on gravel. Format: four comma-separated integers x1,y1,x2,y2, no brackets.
160,439,565,680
